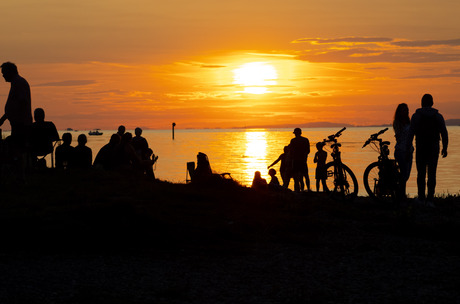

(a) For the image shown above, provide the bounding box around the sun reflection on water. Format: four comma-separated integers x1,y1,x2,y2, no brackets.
243,131,268,183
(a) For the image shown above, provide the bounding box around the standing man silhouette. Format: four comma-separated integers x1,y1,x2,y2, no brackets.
409,94,448,206
289,128,310,192
0,62,32,148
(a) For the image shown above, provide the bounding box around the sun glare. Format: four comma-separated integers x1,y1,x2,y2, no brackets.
233,62,277,94
244,131,268,182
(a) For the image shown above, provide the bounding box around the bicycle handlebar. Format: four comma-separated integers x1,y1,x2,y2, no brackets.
335,127,346,137
372,127,388,138
324,127,346,142
362,127,389,148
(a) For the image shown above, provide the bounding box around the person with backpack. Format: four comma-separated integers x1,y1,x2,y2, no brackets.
409,94,448,206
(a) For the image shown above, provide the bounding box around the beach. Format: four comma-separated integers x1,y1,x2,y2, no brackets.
0,170,458,303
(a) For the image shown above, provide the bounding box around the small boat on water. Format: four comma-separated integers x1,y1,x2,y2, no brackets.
88,129,103,136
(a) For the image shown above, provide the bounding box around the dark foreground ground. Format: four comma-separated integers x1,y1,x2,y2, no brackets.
0,170,459,304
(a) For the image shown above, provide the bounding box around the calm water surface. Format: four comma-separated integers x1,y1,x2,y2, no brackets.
50,127,459,197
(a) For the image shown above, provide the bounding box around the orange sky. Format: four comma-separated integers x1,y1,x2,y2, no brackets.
1,0,460,130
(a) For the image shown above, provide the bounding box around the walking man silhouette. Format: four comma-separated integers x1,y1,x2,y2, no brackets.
409,94,448,206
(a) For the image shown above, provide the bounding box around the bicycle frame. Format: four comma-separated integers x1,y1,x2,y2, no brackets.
322,128,358,201
363,128,401,201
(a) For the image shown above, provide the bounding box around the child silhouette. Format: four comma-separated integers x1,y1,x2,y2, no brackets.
314,142,328,192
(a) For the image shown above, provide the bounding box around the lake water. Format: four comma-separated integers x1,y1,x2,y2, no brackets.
19,126,460,197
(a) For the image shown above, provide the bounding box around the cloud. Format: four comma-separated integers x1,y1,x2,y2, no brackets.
392,39,460,47
298,49,460,63
400,73,460,79
35,80,96,87
292,37,460,63
176,61,226,68
292,37,393,44
200,64,226,68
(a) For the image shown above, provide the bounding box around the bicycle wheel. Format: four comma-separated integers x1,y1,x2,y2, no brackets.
324,162,358,201
363,161,399,203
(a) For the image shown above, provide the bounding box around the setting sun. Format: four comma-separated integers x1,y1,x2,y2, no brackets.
233,62,278,94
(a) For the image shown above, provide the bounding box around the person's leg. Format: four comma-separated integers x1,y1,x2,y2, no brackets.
321,178,329,192
316,179,320,192
426,148,439,201
416,151,427,200
304,164,311,191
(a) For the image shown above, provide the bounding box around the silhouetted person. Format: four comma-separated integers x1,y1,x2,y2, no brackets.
314,142,328,192
409,94,448,205
73,134,92,169
94,134,120,170
192,152,213,183
30,108,60,164
143,148,158,179
251,171,267,190
268,168,280,187
393,103,413,198
114,132,144,172
268,145,292,188
132,127,149,159
0,62,32,149
289,128,310,192
117,125,126,138
55,132,74,170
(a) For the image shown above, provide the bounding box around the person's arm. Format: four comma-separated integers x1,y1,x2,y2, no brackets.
438,114,448,157
51,123,60,142
407,113,418,151
268,154,282,168
0,113,7,126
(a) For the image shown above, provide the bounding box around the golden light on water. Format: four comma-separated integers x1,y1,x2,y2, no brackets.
243,131,268,182
233,62,278,94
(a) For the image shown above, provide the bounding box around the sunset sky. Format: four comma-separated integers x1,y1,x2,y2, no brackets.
1,0,460,130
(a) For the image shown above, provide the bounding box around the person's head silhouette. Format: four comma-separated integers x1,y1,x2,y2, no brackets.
62,132,72,145
316,142,324,150
109,133,120,145
293,128,302,137
1,62,18,82
135,127,142,137
421,94,434,108
117,125,126,135
121,132,132,143
77,134,87,146
34,108,45,123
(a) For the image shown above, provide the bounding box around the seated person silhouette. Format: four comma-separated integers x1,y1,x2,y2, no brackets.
143,148,158,179
268,168,280,187
94,133,120,170
55,132,74,169
73,134,92,169
30,108,60,166
132,127,149,159
190,152,213,183
251,171,268,190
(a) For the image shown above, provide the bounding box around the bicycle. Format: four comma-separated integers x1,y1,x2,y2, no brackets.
322,127,358,201
362,128,401,203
